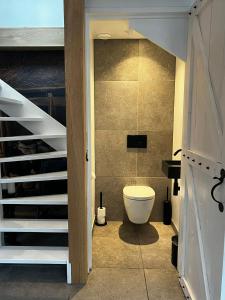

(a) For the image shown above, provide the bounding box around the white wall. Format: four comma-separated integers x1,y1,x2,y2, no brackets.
86,19,95,271
90,37,96,227
129,18,188,61
172,58,185,231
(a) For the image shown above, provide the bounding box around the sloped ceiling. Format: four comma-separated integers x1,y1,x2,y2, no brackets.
91,20,144,39
86,0,195,13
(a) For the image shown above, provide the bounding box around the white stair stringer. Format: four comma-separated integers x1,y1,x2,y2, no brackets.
0,117,43,121
0,96,23,105
0,80,71,283
0,151,67,163
0,133,66,142
0,80,66,151
0,194,68,205
0,171,67,183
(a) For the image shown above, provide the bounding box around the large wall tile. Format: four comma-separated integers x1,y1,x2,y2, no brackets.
94,39,175,221
95,176,170,221
138,81,175,131
94,40,139,81
95,177,129,220
139,40,176,81
95,130,137,177
137,131,173,177
95,81,139,130
136,177,171,221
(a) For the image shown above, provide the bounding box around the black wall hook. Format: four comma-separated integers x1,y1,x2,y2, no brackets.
211,169,225,213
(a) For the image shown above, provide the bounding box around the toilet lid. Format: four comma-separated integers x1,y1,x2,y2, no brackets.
123,186,155,200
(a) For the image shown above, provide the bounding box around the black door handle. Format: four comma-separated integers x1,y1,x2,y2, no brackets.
211,168,225,213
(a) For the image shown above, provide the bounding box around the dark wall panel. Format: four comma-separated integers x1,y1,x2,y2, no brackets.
0,50,65,89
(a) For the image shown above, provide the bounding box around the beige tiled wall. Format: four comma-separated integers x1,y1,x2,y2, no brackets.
94,39,175,221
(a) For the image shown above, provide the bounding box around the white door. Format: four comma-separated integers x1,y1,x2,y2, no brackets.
178,1,225,300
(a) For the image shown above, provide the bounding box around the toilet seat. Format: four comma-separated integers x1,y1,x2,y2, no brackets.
123,185,155,201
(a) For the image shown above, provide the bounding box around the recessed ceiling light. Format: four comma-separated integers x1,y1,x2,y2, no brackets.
97,33,112,40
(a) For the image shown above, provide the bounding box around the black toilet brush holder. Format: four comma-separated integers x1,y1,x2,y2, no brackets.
163,187,172,225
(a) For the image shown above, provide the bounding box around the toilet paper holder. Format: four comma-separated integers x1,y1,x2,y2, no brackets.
95,192,107,226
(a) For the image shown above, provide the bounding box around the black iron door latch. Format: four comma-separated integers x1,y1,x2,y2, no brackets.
211,168,225,213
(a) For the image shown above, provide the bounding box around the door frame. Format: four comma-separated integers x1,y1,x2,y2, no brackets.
64,0,88,284
65,0,190,284
85,7,188,277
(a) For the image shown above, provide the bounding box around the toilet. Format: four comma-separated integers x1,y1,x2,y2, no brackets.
123,185,155,224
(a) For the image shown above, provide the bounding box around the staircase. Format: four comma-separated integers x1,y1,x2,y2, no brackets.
0,80,71,283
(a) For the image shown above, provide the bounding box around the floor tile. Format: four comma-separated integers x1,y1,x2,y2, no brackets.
71,268,148,300
144,269,185,300
0,265,77,300
0,221,183,300
93,236,142,269
140,237,175,270
149,222,175,237
137,223,176,270
93,221,142,269
94,221,138,242
0,282,77,300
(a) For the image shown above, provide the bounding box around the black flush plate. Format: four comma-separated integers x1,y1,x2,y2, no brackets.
127,135,147,148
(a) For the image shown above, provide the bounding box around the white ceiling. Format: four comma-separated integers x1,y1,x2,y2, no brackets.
91,20,144,39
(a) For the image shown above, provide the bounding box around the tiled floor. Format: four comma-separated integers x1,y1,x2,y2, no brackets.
72,221,185,300
0,222,185,300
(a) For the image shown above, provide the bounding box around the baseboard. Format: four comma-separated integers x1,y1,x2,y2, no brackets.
92,217,95,230
171,218,179,234
171,219,179,234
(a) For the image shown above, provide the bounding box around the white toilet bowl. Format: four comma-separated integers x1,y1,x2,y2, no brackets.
123,185,155,224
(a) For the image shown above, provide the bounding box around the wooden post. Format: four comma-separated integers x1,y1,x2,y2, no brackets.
64,0,88,284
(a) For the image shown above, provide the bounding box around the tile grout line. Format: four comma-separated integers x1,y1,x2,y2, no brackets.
136,40,140,179
143,268,150,300
137,229,150,300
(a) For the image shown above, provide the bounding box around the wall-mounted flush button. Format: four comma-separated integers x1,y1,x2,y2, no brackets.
127,135,147,148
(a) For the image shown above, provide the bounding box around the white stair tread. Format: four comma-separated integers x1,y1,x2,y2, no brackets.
0,151,67,163
0,96,23,105
0,171,67,183
0,117,42,121
0,219,68,233
0,194,68,205
0,246,68,264
0,134,66,142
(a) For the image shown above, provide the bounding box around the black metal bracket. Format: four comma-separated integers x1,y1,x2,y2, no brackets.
86,150,89,162
211,169,225,213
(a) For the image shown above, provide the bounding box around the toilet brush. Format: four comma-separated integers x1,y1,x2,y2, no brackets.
95,192,107,226
163,187,172,225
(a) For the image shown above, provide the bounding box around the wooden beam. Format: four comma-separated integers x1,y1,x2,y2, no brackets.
0,28,64,49
64,0,88,284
